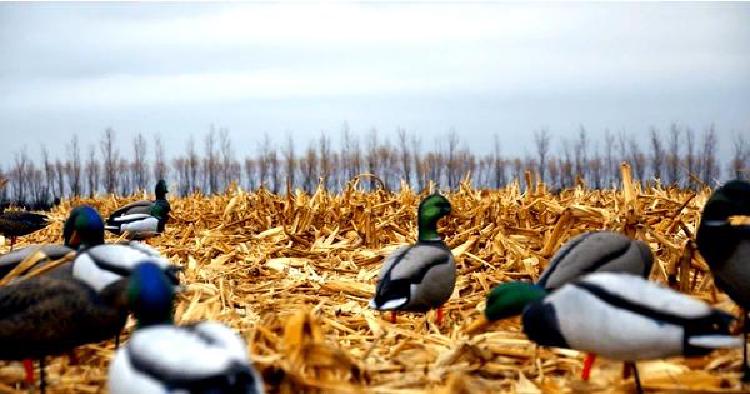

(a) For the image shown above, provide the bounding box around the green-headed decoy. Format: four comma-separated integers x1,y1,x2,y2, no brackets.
696,179,750,382
109,262,264,394
369,193,456,325
0,205,105,279
483,273,741,393
467,231,654,379
106,179,171,240
0,208,49,250
468,231,653,328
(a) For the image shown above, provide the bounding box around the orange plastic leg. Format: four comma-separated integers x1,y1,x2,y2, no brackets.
436,307,444,326
390,311,397,324
23,359,34,385
581,353,596,381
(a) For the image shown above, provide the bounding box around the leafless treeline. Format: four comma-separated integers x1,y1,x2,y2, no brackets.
2,123,748,205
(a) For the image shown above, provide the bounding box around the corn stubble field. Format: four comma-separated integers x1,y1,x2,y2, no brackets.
0,169,745,393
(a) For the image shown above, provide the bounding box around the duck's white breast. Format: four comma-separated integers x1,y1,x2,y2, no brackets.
109,322,262,394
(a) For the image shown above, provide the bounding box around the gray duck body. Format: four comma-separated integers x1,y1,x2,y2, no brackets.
0,274,128,360
537,231,653,291
523,273,739,360
0,244,74,279
370,240,456,311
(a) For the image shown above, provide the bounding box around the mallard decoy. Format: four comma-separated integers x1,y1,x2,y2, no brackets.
696,179,750,381
482,273,741,393
468,231,653,327
369,193,455,325
106,179,171,240
0,208,49,250
536,231,654,380
0,241,180,393
0,205,104,279
109,262,264,394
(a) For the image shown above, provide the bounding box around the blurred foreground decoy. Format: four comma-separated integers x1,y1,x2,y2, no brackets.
697,179,750,382
0,208,49,250
369,193,456,326
481,273,741,393
468,231,654,379
0,241,180,393
106,179,171,240
109,262,264,394
0,205,104,280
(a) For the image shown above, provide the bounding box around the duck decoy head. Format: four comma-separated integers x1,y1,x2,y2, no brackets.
418,193,452,222
128,261,175,328
484,281,547,322
155,179,169,199
697,180,750,267
64,205,105,249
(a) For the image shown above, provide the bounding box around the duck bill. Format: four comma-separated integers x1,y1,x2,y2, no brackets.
464,316,491,335
69,230,81,248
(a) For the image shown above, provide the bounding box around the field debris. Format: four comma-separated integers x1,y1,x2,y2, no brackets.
0,176,745,393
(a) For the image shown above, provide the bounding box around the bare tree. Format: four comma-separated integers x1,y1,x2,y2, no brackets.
186,136,198,194
85,144,100,198
590,142,603,189
547,157,560,189
666,124,680,186
283,133,296,191
153,134,167,182
117,158,131,196
65,134,82,197
561,139,573,188
100,128,118,194
534,128,551,184
340,123,354,183
629,135,646,184
300,141,318,193
685,127,696,189
730,132,748,180
318,131,332,190
54,159,65,200
268,146,280,193
219,128,233,190
493,134,505,188
701,124,719,186
257,133,270,189
446,128,460,189
40,145,54,202
27,164,44,206
412,134,425,191
244,158,257,190
512,157,523,185
397,128,411,186
366,128,378,190
10,149,30,202
132,133,148,192
649,127,664,182
172,157,187,196
574,126,588,180
203,127,218,193
604,129,615,187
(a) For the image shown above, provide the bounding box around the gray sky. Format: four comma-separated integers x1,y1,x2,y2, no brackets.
1,2,748,162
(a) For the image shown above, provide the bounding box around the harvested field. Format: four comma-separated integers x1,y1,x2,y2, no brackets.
0,168,745,393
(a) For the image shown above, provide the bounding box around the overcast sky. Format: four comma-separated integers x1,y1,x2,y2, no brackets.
1,2,748,162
